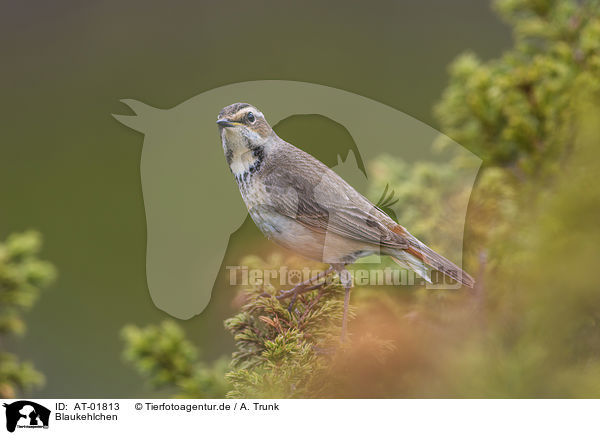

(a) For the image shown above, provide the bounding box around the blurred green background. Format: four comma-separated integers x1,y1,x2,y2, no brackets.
0,1,511,397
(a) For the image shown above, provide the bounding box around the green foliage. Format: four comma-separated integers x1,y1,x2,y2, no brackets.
224,255,349,398
224,254,403,398
121,320,230,398
442,118,600,397
406,0,600,397
0,231,56,398
435,0,600,178
367,156,479,260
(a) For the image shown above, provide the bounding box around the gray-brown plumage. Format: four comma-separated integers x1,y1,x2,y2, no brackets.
217,103,474,340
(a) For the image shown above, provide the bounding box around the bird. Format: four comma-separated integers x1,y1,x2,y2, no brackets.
217,103,475,341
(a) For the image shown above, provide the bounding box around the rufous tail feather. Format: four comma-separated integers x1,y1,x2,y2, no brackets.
390,236,475,288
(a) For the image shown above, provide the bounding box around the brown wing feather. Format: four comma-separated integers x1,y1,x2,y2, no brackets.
260,143,408,250
261,140,474,288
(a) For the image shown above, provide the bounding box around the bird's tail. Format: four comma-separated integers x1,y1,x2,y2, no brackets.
389,235,475,288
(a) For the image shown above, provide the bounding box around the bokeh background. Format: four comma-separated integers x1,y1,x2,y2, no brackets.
6,0,597,399
1,0,509,398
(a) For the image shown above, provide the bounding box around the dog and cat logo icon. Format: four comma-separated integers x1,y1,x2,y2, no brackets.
2,401,50,432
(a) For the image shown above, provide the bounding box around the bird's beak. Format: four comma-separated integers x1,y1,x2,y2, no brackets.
217,119,236,128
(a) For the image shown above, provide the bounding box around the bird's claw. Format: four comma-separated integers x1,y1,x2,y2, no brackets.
277,282,324,313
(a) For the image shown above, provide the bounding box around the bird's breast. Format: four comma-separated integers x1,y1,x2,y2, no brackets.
229,159,270,217
238,176,269,209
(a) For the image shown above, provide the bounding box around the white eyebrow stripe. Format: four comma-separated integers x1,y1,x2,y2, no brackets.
234,107,263,119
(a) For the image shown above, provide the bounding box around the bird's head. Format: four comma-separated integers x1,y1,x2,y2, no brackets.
217,103,275,153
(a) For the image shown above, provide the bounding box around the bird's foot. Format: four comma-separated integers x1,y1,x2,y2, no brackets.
277,282,325,312
275,266,334,312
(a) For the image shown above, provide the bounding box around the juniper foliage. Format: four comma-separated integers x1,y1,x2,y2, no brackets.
0,231,56,398
121,321,230,398
223,255,352,398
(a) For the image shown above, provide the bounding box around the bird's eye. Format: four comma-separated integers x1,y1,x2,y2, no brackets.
247,112,256,123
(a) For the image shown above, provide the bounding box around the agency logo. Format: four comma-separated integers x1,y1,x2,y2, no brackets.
2,401,50,432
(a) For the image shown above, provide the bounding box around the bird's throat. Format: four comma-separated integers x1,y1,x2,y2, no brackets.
228,145,265,182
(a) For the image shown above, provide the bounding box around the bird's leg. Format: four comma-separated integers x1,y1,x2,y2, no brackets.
276,266,334,311
333,264,353,342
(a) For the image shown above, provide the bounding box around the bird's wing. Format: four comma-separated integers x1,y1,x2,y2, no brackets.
259,144,474,287
260,146,408,250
